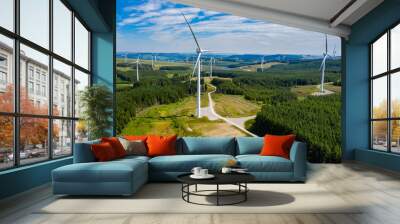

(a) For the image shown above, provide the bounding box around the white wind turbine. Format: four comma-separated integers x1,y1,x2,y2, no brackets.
210,57,214,78
319,34,336,93
135,56,141,83
260,56,265,72
182,12,208,118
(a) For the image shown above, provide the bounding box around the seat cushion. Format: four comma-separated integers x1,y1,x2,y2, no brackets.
236,155,293,172
236,137,264,155
178,137,236,155
149,154,235,172
53,159,147,183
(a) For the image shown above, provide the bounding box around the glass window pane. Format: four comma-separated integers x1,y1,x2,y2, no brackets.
0,35,14,112
372,76,387,119
75,120,88,143
75,18,89,70
53,119,72,157
372,33,387,76
0,0,14,31
0,116,14,170
391,72,400,118
391,120,400,153
20,44,49,115
20,0,49,49
74,69,89,118
53,59,72,117
53,0,72,60
391,24,400,70
372,121,388,151
20,117,49,165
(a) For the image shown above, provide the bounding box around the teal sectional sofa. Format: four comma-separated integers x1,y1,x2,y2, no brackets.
52,137,307,196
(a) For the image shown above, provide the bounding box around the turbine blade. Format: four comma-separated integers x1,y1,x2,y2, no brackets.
181,12,201,50
325,34,328,54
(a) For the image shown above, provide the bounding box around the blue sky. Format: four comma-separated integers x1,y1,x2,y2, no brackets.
117,0,341,55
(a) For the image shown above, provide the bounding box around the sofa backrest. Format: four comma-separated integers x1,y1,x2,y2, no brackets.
73,139,100,163
178,137,236,155
236,137,264,155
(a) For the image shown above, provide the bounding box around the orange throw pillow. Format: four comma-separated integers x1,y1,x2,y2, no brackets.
260,134,296,159
101,137,126,158
146,135,177,157
91,142,117,162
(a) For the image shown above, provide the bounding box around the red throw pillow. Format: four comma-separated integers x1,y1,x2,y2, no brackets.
101,137,126,158
91,142,117,162
260,134,296,159
146,135,177,157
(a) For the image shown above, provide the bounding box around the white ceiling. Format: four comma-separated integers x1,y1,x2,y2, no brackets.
172,0,384,38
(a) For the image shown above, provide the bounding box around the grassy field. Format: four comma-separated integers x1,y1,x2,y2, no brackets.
212,94,261,118
120,96,248,136
291,83,341,98
237,62,285,72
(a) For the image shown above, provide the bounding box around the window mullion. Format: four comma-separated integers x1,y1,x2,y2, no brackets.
388,30,391,153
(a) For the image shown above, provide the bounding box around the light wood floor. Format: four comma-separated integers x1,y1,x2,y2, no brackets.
1,162,400,224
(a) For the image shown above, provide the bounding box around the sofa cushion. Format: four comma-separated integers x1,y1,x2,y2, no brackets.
147,135,177,157
91,142,118,161
179,137,236,155
149,154,235,172
236,155,293,172
236,137,264,155
260,134,296,159
101,137,127,158
53,158,147,183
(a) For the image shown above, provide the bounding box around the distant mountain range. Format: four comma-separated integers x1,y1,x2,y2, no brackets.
116,52,340,63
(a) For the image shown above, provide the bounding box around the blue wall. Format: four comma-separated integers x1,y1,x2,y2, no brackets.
344,0,400,170
92,32,115,136
0,0,115,200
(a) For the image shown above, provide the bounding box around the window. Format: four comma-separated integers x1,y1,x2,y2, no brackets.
28,81,34,94
53,59,72,117
0,0,91,170
74,18,90,70
370,23,400,154
20,0,49,48
0,0,14,31
0,34,13,113
53,0,72,60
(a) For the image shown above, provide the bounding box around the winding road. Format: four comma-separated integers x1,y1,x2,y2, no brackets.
200,85,257,137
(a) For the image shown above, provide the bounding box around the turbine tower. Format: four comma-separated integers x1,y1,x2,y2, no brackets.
319,35,335,93
136,56,141,82
210,57,214,78
182,12,207,118
260,56,265,72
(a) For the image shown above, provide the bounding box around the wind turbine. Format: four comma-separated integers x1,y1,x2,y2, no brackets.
210,57,214,78
182,12,207,118
135,56,141,83
319,34,336,93
260,56,265,72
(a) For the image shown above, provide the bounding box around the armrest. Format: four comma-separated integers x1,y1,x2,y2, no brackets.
73,140,100,163
289,141,307,182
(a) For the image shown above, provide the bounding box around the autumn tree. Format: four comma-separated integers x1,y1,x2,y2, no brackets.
0,85,59,152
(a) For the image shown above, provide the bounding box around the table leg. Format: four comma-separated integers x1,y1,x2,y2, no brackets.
195,184,198,192
217,184,219,206
245,183,247,201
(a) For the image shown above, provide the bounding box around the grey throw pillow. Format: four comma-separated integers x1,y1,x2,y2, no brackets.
118,137,147,156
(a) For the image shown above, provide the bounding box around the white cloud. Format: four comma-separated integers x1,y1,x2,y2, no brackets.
117,1,341,55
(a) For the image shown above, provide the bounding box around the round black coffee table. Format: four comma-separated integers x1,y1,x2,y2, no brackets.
177,173,255,206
